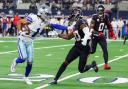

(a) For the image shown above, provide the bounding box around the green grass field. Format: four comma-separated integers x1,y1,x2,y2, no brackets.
0,38,128,89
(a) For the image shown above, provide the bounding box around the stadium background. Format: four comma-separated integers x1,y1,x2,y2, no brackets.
0,0,128,89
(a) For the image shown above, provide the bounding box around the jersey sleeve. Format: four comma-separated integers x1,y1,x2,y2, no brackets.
50,23,68,30
26,16,33,23
26,13,36,23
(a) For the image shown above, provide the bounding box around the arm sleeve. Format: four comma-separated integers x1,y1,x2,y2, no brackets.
50,24,68,30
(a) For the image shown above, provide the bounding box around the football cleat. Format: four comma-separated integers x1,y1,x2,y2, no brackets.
49,80,57,85
92,60,98,72
104,64,111,70
10,58,17,72
23,77,32,85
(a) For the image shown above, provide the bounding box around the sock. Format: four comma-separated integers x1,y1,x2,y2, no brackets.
25,63,32,77
16,57,25,63
54,62,68,81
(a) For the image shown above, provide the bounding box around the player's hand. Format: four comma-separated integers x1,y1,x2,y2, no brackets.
98,32,104,37
81,39,87,46
113,35,117,40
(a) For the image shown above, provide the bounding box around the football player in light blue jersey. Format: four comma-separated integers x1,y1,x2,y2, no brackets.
10,4,69,85
10,5,53,85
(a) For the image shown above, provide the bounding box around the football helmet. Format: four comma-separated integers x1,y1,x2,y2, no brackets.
68,7,82,21
37,4,51,19
97,5,105,16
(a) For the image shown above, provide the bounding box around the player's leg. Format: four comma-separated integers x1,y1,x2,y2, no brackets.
78,46,98,73
99,37,111,70
10,39,27,72
90,36,98,54
50,46,79,84
123,36,128,45
23,42,34,85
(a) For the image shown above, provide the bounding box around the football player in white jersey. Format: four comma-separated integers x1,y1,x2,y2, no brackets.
10,5,52,85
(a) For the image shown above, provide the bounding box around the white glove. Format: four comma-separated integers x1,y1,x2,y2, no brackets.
81,35,91,46
81,27,92,46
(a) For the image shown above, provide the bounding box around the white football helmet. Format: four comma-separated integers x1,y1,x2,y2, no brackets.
37,4,51,19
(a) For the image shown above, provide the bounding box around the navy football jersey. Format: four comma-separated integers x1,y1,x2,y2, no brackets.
73,19,89,44
92,14,109,33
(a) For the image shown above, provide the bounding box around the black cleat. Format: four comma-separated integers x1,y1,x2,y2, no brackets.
50,80,57,85
92,60,98,72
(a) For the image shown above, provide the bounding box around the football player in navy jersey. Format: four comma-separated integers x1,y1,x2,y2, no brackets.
50,8,98,84
90,5,117,70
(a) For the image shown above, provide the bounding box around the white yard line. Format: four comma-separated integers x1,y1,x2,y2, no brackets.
35,54,128,89
0,44,73,55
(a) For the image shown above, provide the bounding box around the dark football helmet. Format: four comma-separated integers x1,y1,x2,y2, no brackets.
97,5,105,16
68,7,82,21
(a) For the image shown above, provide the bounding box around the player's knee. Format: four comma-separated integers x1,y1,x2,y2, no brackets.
27,62,33,64
22,57,28,61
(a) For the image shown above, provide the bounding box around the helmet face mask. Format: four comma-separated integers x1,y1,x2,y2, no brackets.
69,8,82,21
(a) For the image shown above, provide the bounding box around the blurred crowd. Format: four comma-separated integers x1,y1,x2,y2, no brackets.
1,0,120,10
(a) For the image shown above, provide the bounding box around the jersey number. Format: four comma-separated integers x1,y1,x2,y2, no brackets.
98,23,105,31
74,30,81,41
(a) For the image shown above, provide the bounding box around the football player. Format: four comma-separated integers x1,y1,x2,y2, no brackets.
90,5,117,70
10,4,67,85
50,8,98,84
10,5,52,85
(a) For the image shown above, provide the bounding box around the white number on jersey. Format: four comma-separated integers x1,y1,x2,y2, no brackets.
98,23,105,31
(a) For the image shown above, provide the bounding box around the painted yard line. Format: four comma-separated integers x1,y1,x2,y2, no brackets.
0,44,73,55
35,54,128,89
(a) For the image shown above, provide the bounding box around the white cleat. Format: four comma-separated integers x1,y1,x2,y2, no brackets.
23,77,33,85
10,58,17,72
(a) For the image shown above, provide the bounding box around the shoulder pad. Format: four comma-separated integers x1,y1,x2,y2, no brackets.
26,13,38,23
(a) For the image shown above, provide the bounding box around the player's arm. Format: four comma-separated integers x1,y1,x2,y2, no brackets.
17,18,28,32
90,19,95,32
58,30,74,40
50,23,68,31
106,15,117,39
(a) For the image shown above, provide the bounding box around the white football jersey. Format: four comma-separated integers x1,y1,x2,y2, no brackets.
19,13,47,42
26,13,46,32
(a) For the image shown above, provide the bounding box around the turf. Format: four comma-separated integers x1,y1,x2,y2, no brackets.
0,38,128,89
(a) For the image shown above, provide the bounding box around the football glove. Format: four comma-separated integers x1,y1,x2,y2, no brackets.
98,32,104,37
113,34,117,40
